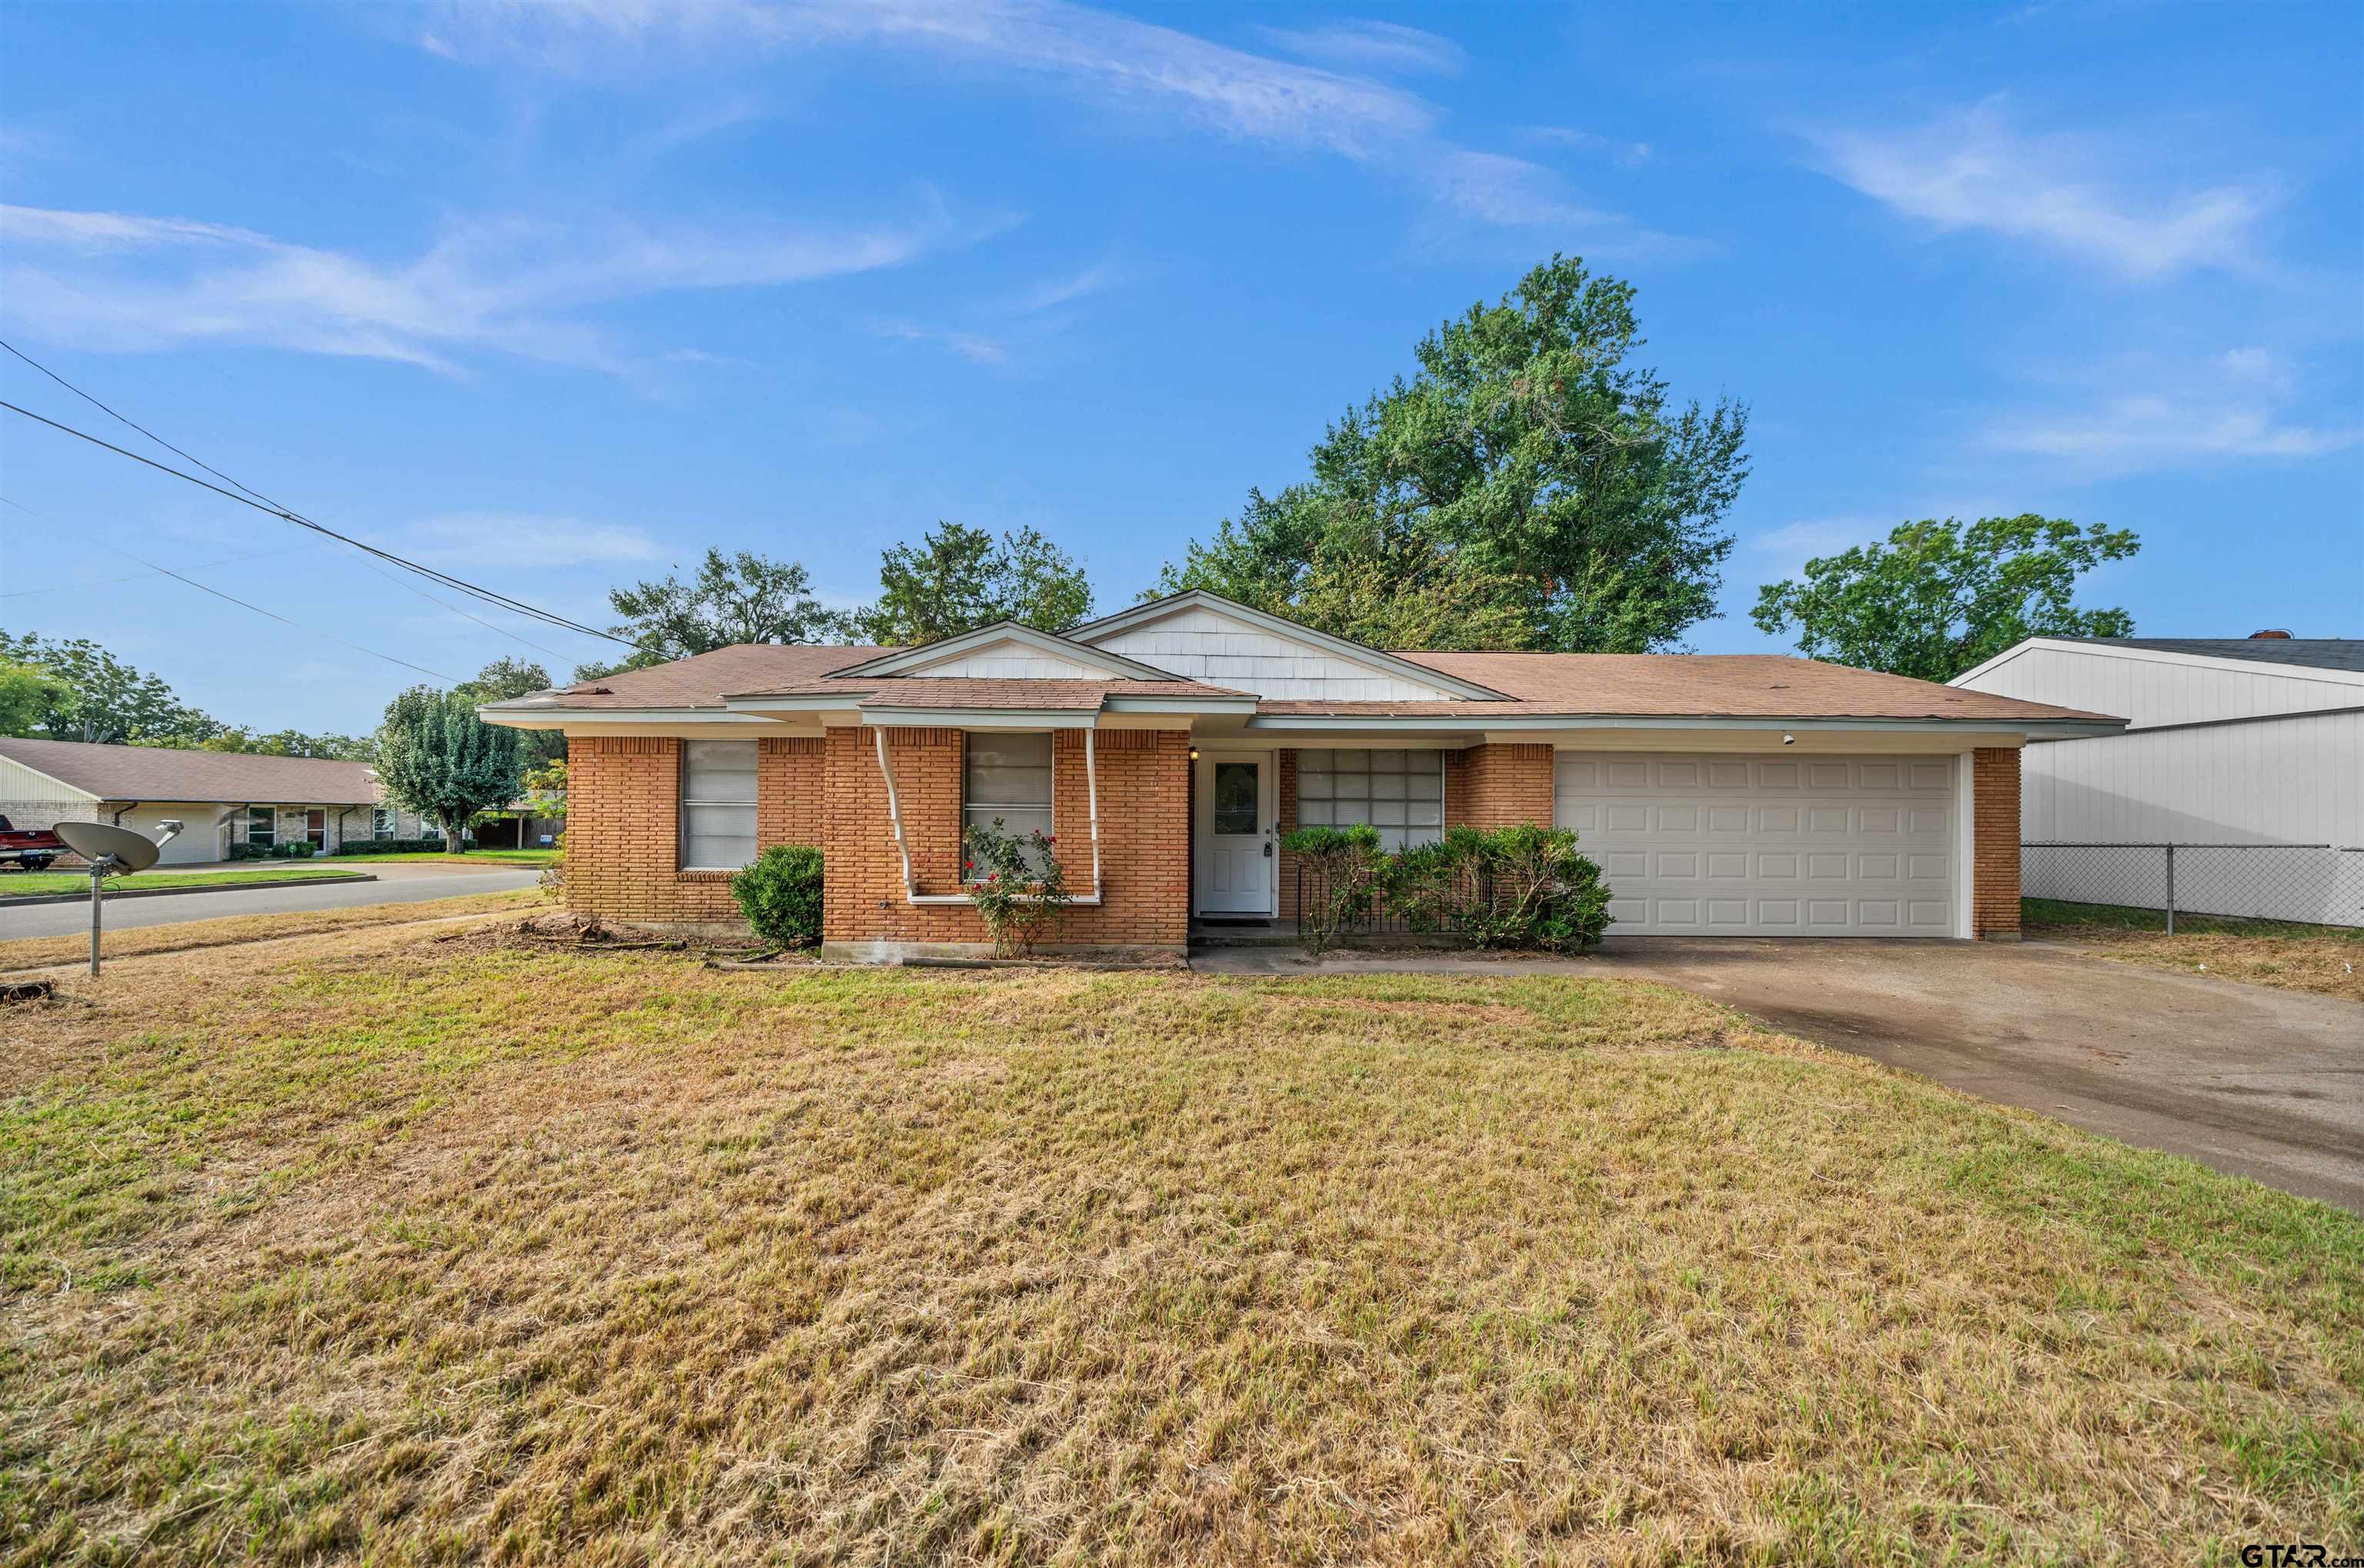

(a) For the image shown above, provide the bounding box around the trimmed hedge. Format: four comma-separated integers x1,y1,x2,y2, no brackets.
332,836,462,856
732,844,824,949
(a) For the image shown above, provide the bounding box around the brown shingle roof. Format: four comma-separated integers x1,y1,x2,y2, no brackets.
498,642,2115,725
854,678,1250,711
1358,651,2118,723
0,736,382,804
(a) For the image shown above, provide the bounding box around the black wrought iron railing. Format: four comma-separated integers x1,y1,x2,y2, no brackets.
1294,859,1491,937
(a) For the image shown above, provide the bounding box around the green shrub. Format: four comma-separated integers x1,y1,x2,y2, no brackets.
1278,823,1383,957
963,819,1073,958
334,836,447,856
268,840,317,859
731,844,824,949
1385,822,1613,951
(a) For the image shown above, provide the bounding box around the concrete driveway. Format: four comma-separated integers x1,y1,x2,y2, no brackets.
0,861,543,942
1197,938,2364,1213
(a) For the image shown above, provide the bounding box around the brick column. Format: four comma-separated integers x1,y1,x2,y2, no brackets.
1456,742,1554,829
1972,747,2022,941
1274,748,1299,921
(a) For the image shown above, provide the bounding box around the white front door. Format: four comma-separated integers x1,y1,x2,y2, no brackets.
1195,752,1274,915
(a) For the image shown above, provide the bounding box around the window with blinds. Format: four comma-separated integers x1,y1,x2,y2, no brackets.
680,739,760,869
1294,749,1446,852
964,732,1053,878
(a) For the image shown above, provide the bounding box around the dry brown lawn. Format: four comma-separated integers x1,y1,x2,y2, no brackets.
0,888,540,975
2023,905,2364,1005
2,919,2358,1566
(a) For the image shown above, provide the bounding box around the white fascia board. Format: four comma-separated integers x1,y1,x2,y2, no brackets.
479,706,774,728
859,707,1100,729
1066,589,1515,702
825,622,1175,682
720,694,870,713
1247,712,2123,738
1952,637,2364,692
1102,695,1260,716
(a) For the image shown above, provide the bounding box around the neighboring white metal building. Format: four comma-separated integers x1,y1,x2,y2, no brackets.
1950,636,2364,926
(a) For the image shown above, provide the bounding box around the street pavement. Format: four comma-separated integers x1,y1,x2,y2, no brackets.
0,862,543,941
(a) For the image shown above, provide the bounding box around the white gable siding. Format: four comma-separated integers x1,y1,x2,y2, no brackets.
1090,606,1461,701
1956,644,2360,729
904,644,1110,679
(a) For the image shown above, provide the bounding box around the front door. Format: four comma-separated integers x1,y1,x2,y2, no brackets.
1194,752,1274,915
304,809,326,850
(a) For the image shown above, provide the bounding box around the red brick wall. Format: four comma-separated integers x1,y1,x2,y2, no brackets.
566,735,823,926
1458,742,1555,828
1972,746,2022,941
1275,749,1299,921
817,723,1190,951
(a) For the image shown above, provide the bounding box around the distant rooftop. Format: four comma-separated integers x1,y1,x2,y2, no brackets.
2065,638,2364,674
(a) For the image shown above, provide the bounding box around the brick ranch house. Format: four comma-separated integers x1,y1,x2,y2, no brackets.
479,590,2125,959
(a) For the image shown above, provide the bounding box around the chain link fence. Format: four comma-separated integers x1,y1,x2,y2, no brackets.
2021,842,2364,934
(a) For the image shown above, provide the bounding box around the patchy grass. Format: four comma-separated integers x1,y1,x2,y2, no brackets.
2,926,2357,1566
0,865,365,900
0,889,540,974
2026,899,2364,1003
328,848,559,866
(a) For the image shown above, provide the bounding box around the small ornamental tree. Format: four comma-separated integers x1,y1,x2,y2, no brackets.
963,818,1074,958
1277,823,1384,957
374,690,524,854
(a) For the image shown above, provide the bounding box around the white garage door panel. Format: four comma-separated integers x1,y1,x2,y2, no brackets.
1556,752,1955,937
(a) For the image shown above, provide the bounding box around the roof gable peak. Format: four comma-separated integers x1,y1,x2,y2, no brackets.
825,621,1177,682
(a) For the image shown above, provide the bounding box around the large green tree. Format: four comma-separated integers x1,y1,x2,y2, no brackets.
1751,515,2140,682
374,689,525,853
196,727,372,760
579,550,846,681
1157,255,1749,652
453,657,564,767
856,523,1092,646
0,632,219,744
0,658,72,739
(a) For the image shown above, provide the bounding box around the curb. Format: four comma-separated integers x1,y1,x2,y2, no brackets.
0,872,379,909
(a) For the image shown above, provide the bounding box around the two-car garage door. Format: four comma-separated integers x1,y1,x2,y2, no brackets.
1554,752,1957,936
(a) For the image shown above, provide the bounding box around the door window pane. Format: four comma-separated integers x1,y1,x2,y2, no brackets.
1212,762,1258,835
1295,749,1448,849
681,739,760,869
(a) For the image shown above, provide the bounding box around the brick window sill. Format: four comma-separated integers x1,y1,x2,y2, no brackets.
676,870,736,884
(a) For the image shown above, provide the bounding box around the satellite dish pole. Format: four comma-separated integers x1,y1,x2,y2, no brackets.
52,819,180,976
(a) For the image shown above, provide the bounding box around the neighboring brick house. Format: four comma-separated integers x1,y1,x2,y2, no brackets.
480,591,2124,956
0,736,449,864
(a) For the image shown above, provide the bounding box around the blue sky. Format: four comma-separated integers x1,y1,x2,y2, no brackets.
2,0,2359,735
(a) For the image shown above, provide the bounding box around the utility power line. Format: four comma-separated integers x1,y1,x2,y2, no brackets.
0,489,455,681
0,338,580,659
0,379,630,648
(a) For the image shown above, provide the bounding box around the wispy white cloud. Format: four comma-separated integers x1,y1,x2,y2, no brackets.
400,512,665,565
1518,125,1653,168
1983,348,2359,474
864,317,1009,365
1746,515,1892,582
416,0,1663,244
1252,18,1464,78
1805,99,2274,277
0,199,967,372
1016,259,1120,314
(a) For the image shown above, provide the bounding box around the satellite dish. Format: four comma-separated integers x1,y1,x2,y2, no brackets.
55,820,163,874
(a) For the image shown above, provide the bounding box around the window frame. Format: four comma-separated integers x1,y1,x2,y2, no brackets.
1293,748,1447,852
962,730,1055,882
245,805,275,848
372,806,394,839
679,738,761,872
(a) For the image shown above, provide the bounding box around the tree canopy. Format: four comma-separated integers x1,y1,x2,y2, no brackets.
856,522,1093,646
0,632,216,745
374,688,524,852
1750,515,2141,682
580,549,846,680
452,658,563,766
1157,255,1749,652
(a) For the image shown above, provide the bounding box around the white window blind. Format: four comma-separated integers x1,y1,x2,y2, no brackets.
1294,749,1445,852
964,732,1053,877
681,739,759,869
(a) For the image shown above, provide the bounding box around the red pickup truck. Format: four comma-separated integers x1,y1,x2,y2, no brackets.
0,815,68,872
